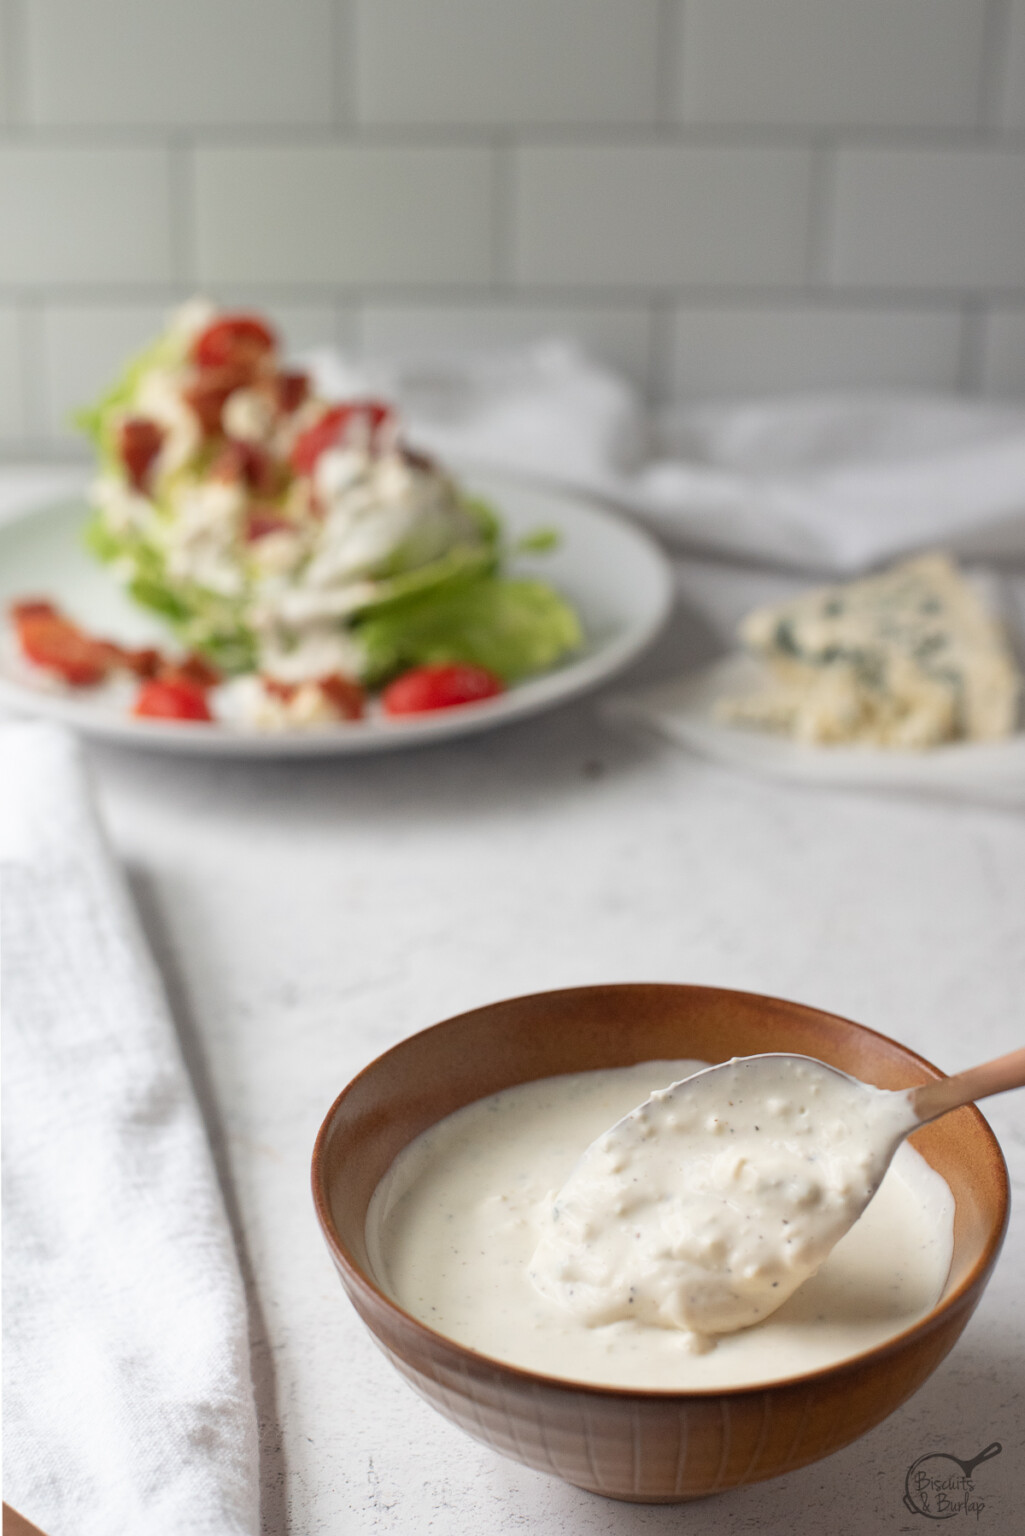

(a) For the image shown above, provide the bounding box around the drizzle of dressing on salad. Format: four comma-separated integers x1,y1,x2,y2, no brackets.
366,1061,954,1390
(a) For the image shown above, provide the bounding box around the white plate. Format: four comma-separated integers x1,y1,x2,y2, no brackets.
609,652,1025,809
0,469,673,756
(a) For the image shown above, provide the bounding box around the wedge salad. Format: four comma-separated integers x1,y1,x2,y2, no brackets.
11,301,581,727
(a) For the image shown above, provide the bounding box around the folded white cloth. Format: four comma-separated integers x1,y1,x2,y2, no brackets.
1,723,258,1536
308,342,1025,574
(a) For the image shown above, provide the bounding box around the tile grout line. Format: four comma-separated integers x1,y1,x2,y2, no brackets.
958,298,987,393
5,122,1025,150
349,293,366,358
0,280,1022,308
648,295,675,403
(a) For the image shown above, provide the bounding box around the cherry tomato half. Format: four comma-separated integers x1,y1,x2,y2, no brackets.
191,314,276,372
381,664,505,716
133,675,214,722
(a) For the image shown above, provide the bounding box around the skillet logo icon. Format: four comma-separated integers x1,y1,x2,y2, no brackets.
904,1442,1002,1519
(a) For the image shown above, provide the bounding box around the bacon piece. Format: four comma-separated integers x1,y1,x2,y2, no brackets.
11,599,121,686
117,417,165,491
275,371,309,414
168,654,222,688
290,400,394,477
183,364,252,437
10,598,212,695
119,645,163,678
318,673,365,720
211,439,280,496
245,509,292,542
262,673,364,720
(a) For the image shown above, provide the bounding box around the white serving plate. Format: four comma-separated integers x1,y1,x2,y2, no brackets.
0,469,673,756
610,651,1025,809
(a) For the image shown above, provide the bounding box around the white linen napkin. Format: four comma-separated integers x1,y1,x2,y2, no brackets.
1,722,259,1536
307,342,1025,574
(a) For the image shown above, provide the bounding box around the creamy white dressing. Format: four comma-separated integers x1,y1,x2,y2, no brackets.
223,674,344,729
366,1061,954,1390
250,622,365,685
221,386,276,445
91,475,153,536
134,368,202,475
530,1054,921,1338
161,481,246,597
304,450,475,590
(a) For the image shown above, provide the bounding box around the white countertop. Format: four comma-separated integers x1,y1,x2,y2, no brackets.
59,545,1021,1536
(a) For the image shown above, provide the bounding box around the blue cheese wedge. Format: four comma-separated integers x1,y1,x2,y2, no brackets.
718,554,1022,748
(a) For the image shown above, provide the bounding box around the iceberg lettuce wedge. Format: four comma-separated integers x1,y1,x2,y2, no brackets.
356,575,582,687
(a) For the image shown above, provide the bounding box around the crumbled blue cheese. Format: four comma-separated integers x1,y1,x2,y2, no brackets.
718,554,1022,748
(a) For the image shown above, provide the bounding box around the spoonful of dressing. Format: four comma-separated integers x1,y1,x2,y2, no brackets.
529,1046,1024,1341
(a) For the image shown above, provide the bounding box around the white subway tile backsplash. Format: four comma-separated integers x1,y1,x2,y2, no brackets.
40,304,169,443
829,149,1025,290
24,0,335,126
194,145,494,286
354,0,659,126
670,304,963,398
978,307,1025,397
0,147,172,286
1004,1,1025,129
678,0,987,129
0,3,12,126
360,304,653,390
0,0,1022,449
0,305,25,440
513,145,812,288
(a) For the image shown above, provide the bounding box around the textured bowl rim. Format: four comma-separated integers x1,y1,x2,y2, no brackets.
311,982,1010,1401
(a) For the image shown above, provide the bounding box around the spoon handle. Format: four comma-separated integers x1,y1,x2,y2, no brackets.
911,1045,1025,1125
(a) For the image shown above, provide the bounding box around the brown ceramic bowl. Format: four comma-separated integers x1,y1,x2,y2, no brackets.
311,984,1008,1503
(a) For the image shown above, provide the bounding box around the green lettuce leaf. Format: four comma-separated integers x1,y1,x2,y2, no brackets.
355,575,582,686
82,508,124,563
351,541,498,619
74,319,190,467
